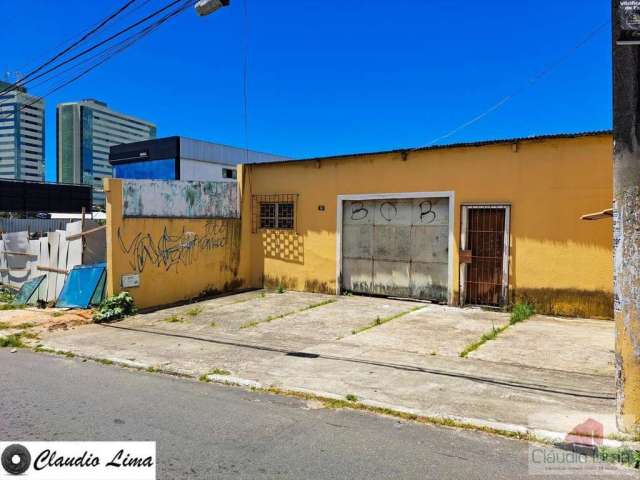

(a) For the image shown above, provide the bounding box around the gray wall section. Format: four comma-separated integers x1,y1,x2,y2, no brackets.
122,180,239,218
342,198,449,301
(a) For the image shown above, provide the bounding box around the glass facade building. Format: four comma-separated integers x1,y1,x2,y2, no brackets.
56,99,156,206
0,81,45,181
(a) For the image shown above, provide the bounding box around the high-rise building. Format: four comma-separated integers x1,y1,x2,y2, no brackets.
57,99,156,206
0,81,45,181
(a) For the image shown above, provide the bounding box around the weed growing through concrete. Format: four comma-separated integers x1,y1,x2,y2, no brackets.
51,312,64,317
460,302,536,357
209,321,217,328
163,315,185,323
351,306,424,335
510,301,535,324
0,334,25,348
240,299,337,329
276,284,285,294
96,358,114,365
460,325,508,357
345,394,358,402
185,306,204,317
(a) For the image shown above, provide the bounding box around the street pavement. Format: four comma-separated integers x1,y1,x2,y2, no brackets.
0,350,631,479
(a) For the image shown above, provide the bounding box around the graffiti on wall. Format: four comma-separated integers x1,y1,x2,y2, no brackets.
122,180,238,218
118,221,234,273
348,199,442,225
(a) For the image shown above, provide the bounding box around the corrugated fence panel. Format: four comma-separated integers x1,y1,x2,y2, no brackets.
0,218,101,235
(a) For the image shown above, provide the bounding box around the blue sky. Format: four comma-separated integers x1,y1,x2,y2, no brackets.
1,0,611,182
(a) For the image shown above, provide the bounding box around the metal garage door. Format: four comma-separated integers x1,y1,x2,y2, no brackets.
341,197,449,302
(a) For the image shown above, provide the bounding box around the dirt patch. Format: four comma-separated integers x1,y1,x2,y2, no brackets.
0,308,94,336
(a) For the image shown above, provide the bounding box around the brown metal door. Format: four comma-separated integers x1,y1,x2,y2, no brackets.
465,208,506,306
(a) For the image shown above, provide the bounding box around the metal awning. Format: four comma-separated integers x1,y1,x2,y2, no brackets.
581,208,613,221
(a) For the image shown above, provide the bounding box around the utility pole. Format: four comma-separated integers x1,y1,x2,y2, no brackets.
613,0,640,433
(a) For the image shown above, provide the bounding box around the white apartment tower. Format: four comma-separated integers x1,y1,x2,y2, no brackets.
0,81,45,181
57,99,156,206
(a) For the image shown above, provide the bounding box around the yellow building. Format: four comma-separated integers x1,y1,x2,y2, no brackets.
238,131,613,319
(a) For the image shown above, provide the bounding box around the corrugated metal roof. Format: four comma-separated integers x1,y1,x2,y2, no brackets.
246,130,612,166
179,137,289,165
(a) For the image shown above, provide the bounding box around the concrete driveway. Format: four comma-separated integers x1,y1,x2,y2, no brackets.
37,290,617,437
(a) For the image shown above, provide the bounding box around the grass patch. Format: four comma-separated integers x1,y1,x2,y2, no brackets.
510,301,535,324
351,306,424,335
0,287,15,303
240,299,337,329
0,303,25,310
263,387,536,442
0,321,35,330
185,306,204,317
33,346,76,357
163,314,185,323
596,446,640,469
95,358,114,366
0,334,25,348
198,368,232,382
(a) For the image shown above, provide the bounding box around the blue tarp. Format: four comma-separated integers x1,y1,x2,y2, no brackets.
56,263,107,309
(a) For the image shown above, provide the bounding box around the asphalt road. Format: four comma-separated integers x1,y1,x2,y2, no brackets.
0,350,631,479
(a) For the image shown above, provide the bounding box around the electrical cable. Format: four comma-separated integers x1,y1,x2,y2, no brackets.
0,0,195,121
424,21,609,147
0,0,187,96
0,0,140,96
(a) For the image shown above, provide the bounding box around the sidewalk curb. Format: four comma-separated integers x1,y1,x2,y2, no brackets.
32,345,638,449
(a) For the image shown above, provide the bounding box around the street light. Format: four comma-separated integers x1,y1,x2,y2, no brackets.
195,0,230,16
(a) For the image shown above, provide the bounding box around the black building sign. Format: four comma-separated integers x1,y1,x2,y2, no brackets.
619,1,640,43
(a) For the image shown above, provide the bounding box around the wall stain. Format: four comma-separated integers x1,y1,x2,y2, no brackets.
512,288,613,319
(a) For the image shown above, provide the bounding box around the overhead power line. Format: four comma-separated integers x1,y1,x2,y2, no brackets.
0,0,187,97
0,0,140,96
424,21,609,147
0,0,195,122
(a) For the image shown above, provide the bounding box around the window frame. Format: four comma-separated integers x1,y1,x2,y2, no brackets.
252,194,298,233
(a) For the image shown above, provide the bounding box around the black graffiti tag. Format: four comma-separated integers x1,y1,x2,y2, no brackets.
419,200,437,224
380,201,398,222
350,202,369,221
118,222,226,273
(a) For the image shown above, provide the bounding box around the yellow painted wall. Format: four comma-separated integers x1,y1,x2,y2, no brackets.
105,179,243,310
239,134,614,318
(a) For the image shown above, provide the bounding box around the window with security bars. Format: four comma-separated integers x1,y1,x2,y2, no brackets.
253,194,298,232
260,202,294,229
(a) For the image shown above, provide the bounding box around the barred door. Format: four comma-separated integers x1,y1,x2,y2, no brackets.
464,207,508,306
